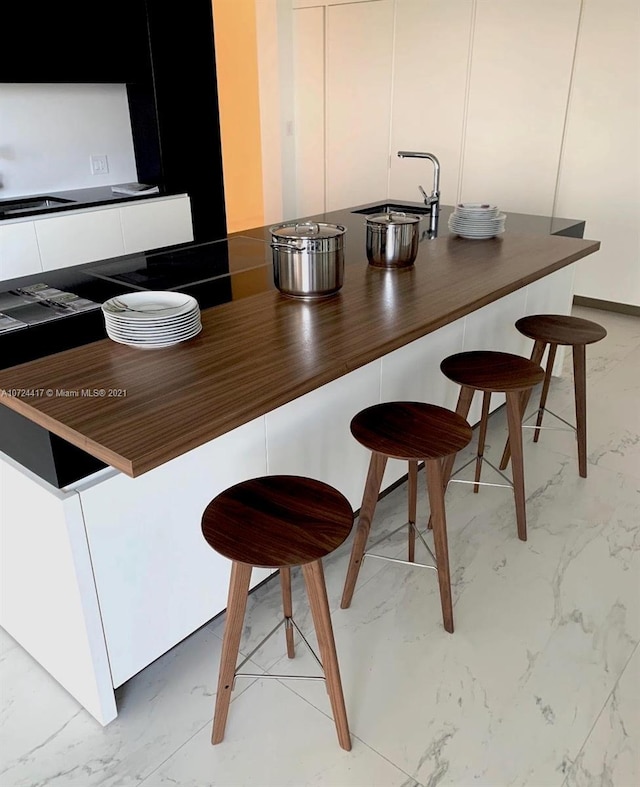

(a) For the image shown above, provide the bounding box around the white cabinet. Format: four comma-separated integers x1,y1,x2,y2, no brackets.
0,195,193,280
324,0,394,211
36,207,125,271
389,0,474,205
460,0,581,214
0,454,115,725
0,220,42,280
265,360,382,509
78,418,268,688
292,6,326,217
120,195,194,254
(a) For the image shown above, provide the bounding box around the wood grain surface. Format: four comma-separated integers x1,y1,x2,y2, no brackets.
0,229,600,477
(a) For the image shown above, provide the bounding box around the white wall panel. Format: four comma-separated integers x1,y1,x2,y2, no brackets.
460,0,581,215
325,0,394,210
389,0,474,206
555,0,640,306
292,7,326,217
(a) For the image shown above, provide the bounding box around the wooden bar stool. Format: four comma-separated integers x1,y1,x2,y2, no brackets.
201,475,354,751
340,402,473,634
439,351,545,542
499,314,607,478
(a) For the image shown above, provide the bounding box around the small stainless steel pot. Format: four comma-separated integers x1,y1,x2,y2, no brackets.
366,212,421,268
270,221,346,298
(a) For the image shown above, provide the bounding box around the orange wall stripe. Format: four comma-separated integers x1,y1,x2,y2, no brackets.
211,0,265,233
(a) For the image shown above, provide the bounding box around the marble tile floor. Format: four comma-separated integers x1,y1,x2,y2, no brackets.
1,305,638,787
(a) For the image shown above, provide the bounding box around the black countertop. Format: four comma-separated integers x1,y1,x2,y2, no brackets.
0,185,179,222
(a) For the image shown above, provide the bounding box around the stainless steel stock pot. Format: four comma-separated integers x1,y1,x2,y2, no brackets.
270,221,346,298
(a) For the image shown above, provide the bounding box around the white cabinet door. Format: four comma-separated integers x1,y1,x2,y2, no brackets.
0,221,42,281
389,0,474,205
78,417,268,688
380,319,466,487
120,195,194,254
325,0,394,211
36,208,125,271
460,0,581,215
265,360,382,509
292,6,326,217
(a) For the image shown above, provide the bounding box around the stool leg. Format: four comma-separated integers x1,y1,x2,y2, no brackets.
533,343,557,443
212,561,252,745
408,459,418,562
425,458,454,634
341,451,387,609
280,567,295,659
303,559,351,751
505,391,528,542
474,392,492,493
500,339,547,470
573,343,588,478
428,385,474,530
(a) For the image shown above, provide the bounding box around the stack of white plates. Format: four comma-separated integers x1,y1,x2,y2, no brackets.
448,203,506,239
101,292,201,349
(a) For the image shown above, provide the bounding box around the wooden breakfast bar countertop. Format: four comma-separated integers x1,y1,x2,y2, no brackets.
0,221,600,478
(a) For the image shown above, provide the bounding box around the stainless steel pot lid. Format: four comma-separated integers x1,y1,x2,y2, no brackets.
366,212,421,225
270,221,346,240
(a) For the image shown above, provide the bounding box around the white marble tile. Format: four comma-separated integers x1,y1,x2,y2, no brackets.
0,623,261,787
143,678,421,787
563,644,640,787
270,453,640,787
0,625,18,656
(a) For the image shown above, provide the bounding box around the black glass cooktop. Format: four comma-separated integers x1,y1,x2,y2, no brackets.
88,235,271,291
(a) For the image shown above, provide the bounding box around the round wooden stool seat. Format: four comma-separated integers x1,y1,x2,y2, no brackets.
441,350,545,392
202,474,353,751
515,314,607,346
202,475,353,568
351,402,473,460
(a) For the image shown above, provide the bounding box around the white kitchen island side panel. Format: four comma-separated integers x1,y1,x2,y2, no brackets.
77,416,269,688
0,454,116,725
265,359,382,508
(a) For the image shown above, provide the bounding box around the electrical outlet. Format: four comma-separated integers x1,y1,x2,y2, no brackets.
90,154,109,175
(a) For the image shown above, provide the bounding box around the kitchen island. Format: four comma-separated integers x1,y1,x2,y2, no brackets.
0,203,599,724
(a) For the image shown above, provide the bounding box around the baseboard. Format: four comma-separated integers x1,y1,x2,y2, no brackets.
573,295,640,317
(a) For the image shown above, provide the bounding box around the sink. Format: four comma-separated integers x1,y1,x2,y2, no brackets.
0,196,75,216
352,202,432,216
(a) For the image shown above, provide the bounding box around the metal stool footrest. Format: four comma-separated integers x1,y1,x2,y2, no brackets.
448,454,514,490
233,615,325,688
364,520,438,570
522,406,576,433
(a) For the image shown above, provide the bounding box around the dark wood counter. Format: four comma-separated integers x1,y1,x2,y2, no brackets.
0,228,599,478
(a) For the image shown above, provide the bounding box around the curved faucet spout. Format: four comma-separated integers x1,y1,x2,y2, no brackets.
397,150,441,235
397,151,440,200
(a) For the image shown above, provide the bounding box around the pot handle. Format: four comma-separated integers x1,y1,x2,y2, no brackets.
271,241,301,251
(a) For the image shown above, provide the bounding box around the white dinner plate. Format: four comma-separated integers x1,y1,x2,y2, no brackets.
107,323,202,348
102,291,198,320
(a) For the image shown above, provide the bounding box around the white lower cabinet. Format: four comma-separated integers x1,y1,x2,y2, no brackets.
77,417,269,689
265,360,382,509
0,194,193,281
120,195,194,253
37,207,125,271
0,221,43,280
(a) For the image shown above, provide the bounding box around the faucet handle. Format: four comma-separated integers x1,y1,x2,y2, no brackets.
418,184,438,206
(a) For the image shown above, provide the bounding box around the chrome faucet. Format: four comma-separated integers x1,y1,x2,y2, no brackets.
397,151,440,235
